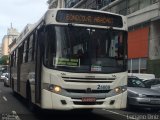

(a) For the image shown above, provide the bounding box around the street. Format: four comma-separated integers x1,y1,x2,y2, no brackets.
0,0,160,120
0,82,160,120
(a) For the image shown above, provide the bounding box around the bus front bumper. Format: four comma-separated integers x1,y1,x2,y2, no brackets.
41,89,127,110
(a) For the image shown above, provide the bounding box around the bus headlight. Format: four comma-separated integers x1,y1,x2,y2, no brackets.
49,85,61,93
114,87,121,93
113,86,127,94
53,86,61,93
45,84,62,94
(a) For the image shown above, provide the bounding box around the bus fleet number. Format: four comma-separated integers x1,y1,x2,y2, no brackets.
97,85,110,90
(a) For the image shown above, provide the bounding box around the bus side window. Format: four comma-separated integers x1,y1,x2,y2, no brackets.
32,33,35,61
10,54,14,67
13,51,16,67
23,39,29,63
16,49,19,67
19,44,24,64
28,34,35,62
44,26,56,67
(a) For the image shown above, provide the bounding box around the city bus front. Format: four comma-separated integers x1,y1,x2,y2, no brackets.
41,9,128,110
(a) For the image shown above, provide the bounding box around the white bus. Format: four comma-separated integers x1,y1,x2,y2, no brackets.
10,8,128,110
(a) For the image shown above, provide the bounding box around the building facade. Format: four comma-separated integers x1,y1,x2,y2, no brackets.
0,44,2,58
1,27,19,56
48,0,160,77
8,24,34,54
47,0,115,9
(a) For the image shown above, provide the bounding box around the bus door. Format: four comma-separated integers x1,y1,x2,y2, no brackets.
17,45,24,92
35,26,45,103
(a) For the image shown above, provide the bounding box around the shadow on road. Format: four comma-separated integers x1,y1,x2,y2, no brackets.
11,92,109,120
32,109,109,120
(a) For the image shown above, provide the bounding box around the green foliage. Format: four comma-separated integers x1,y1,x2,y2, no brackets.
0,55,9,65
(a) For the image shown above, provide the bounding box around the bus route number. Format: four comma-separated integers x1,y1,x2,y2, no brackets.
97,85,110,90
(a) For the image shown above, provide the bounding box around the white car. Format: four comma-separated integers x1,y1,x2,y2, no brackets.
3,74,10,87
1,73,8,81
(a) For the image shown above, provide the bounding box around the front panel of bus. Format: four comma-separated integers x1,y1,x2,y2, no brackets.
40,9,128,110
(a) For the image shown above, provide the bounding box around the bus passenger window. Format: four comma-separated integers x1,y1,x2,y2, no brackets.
23,40,29,63
28,34,35,62
44,26,56,67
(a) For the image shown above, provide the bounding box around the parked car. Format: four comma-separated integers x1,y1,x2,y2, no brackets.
127,76,160,111
3,73,10,87
144,78,160,91
0,73,8,82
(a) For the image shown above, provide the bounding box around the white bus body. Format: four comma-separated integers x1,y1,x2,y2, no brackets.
10,8,128,110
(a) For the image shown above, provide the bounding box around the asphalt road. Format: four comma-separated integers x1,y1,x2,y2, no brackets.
0,82,160,120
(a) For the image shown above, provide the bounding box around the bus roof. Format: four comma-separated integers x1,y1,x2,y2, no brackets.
45,8,127,30
11,8,127,53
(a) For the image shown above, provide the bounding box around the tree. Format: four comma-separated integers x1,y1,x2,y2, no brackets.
0,55,9,65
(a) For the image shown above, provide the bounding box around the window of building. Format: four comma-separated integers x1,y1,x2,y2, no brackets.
118,0,127,15
151,0,159,4
139,0,151,9
128,58,147,72
65,0,80,8
128,0,139,14
96,0,102,9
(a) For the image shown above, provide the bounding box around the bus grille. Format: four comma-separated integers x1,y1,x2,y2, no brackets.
73,101,103,105
62,77,115,83
66,89,110,93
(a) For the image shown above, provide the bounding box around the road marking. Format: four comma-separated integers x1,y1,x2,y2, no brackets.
12,111,21,120
1,111,21,120
103,109,137,120
2,96,7,101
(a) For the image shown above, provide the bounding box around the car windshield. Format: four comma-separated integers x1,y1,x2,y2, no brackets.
128,77,146,88
44,25,127,73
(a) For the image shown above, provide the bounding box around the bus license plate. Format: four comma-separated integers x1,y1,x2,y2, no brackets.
82,97,96,102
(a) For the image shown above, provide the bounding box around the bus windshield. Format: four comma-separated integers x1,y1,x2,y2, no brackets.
44,25,127,73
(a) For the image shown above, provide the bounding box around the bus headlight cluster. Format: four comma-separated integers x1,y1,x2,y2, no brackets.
114,87,121,93
48,84,62,93
113,86,127,94
54,86,61,93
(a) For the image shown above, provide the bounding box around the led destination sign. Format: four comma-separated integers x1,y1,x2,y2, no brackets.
56,10,123,27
